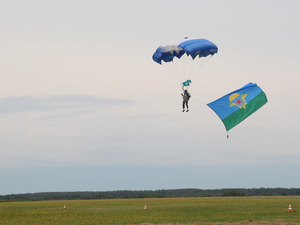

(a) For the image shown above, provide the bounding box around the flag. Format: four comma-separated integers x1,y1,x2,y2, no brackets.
207,83,268,131
182,80,192,86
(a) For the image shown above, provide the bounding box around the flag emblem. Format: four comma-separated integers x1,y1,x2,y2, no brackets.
229,93,248,109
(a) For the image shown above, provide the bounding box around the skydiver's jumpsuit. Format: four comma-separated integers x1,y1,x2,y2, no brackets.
181,91,190,111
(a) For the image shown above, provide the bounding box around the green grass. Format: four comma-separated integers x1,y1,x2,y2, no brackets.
0,196,300,224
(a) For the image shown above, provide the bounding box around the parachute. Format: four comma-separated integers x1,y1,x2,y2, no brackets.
152,38,218,65
152,37,218,90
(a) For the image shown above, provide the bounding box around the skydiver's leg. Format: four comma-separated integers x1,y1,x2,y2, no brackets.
186,101,189,112
182,101,185,112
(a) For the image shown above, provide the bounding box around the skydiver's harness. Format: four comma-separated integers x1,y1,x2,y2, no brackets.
181,85,191,101
182,91,191,101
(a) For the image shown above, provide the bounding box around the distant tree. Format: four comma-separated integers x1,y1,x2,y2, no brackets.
222,190,245,197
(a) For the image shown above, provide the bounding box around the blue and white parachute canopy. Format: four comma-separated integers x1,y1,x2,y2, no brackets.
152,38,218,64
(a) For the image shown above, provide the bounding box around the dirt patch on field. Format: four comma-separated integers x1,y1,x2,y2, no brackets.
137,218,300,225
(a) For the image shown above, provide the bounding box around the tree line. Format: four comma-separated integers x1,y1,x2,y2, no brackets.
1,188,299,201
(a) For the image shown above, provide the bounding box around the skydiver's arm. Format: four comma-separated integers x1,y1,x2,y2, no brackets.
181,84,184,92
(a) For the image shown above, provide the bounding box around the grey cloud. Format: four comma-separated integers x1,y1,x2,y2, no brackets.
0,95,135,113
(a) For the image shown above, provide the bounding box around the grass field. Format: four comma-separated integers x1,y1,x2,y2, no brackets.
0,196,300,225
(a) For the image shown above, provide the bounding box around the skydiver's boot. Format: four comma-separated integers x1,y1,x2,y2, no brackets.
186,109,189,112
182,109,185,112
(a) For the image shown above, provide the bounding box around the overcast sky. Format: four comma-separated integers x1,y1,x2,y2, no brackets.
0,0,299,195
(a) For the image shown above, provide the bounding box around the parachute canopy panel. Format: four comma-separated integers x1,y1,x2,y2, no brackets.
152,38,218,64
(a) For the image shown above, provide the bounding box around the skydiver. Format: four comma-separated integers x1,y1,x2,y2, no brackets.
181,89,191,112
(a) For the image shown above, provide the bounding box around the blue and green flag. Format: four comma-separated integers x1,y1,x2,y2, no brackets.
207,83,268,131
